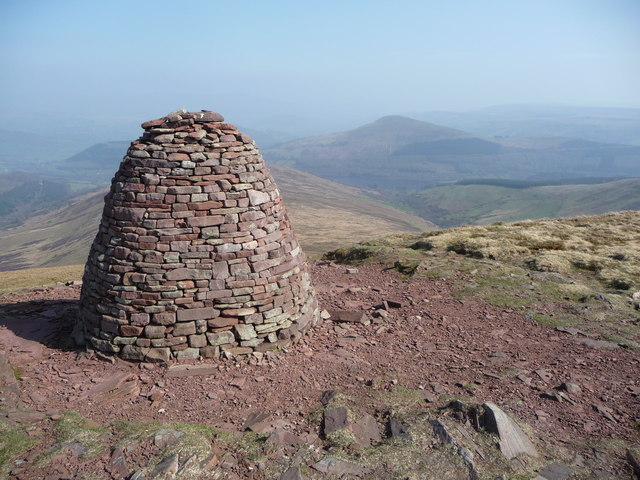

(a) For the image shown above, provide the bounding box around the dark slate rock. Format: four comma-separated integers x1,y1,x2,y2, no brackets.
279,466,302,480
388,417,411,441
535,462,573,480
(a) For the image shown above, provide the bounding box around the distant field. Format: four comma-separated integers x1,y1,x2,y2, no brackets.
400,177,640,227
0,264,84,294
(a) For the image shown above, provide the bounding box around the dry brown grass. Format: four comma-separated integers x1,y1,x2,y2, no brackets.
0,264,84,294
419,211,640,290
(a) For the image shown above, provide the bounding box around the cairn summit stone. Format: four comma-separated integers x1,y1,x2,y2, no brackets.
77,109,320,362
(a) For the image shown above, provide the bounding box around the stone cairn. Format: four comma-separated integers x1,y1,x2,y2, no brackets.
77,109,320,362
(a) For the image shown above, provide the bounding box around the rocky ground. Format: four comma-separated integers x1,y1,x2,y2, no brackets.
1,261,639,479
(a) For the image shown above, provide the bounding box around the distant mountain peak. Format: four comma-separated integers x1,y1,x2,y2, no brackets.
350,114,472,141
374,114,418,123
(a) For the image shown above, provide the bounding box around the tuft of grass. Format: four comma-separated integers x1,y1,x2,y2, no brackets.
10,365,22,380
326,428,358,448
0,425,38,477
531,313,567,328
34,412,108,467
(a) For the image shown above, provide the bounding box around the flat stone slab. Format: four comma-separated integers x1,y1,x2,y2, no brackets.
482,402,538,459
81,372,140,405
312,457,368,477
573,338,619,349
165,364,219,378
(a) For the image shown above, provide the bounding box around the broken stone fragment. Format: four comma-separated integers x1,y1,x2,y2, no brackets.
153,429,185,449
481,402,538,459
150,453,179,478
533,462,573,480
592,403,617,422
244,411,272,433
108,446,129,479
326,309,367,324
559,381,581,394
431,419,479,479
323,405,381,448
627,449,640,477
279,466,302,480
312,457,368,477
265,430,305,448
323,406,349,436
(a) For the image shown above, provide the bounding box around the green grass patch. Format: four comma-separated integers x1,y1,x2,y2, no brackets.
0,425,38,478
34,412,108,467
531,313,567,328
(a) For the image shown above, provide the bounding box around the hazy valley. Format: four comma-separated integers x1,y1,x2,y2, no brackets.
1,106,639,273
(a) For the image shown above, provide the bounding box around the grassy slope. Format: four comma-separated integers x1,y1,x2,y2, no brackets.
0,190,104,271
325,210,640,349
0,164,433,274
403,178,640,227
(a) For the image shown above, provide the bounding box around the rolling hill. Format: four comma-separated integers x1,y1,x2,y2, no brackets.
398,177,640,227
264,115,640,189
0,164,433,271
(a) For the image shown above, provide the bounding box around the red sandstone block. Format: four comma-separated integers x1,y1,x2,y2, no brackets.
172,211,195,218
167,185,202,194
222,307,256,316
132,299,155,307
101,316,121,334
177,307,217,321
168,153,190,161
121,182,146,193
153,312,177,325
187,215,224,227
252,257,282,273
187,200,222,211
207,317,238,329
165,268,212,281
173,204,188,212
227,279,255,288
175,297,195,305
120,325,144,336
140,292,161,300
205,289,232,299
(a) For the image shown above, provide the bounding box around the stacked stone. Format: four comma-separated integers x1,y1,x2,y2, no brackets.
77,109,320,362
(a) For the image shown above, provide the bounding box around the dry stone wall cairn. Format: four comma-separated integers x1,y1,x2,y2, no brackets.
77,109,320,362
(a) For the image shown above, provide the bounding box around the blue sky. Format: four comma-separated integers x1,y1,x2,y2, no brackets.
0,0,639,133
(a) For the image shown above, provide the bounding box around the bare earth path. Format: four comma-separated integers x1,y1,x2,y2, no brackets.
1,262,638,479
